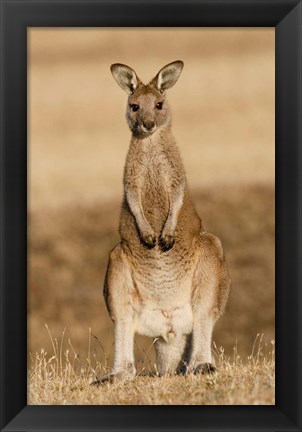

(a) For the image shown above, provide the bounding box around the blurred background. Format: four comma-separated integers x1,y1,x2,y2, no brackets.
28,28,275,367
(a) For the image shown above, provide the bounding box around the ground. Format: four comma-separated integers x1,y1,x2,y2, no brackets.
28,332,275,405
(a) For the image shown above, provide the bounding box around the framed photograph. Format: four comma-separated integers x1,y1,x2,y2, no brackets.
0,0,301,431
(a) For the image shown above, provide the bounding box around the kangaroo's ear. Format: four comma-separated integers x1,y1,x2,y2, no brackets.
152,60,184,92
110,63,140,94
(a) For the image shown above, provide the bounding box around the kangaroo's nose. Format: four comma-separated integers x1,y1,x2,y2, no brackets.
143,121,155,131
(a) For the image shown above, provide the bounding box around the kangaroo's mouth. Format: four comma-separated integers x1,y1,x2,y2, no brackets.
141,125,157,135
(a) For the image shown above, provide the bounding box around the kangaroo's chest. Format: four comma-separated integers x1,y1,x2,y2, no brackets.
142,150,171,191
140,151,172,224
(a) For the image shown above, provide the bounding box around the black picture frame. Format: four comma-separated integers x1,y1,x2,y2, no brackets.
0,0,301,431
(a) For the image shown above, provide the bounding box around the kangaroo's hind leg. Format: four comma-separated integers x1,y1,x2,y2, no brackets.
95,244,136,384
189,232,231,375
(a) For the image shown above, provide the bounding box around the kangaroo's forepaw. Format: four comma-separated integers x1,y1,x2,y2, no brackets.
159,234,175,251
193,363,216,375
142,234,157,248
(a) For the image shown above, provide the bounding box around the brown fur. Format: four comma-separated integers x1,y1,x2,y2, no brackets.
96,61,231,384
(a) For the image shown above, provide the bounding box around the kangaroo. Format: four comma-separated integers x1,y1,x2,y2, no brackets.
98,61,231,383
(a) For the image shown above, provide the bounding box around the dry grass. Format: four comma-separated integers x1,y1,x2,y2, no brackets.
28,331,275,405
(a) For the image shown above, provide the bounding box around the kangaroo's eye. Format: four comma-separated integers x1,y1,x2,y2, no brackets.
156,102,163,110
130,104,139,112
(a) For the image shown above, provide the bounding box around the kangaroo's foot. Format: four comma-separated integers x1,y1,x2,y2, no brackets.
193,362,216,375
90,375,113,386
90,369,136,386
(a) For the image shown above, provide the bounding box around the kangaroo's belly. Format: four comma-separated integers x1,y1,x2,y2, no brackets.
121,226,201,340
135,302,193,340
131,260,195,339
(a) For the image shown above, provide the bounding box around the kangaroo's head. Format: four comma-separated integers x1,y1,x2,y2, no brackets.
110,61,184,138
